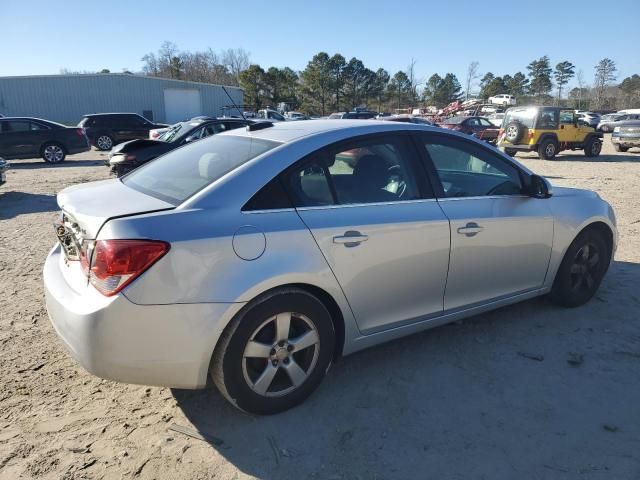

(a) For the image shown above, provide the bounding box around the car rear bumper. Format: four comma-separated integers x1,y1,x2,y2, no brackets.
44,244,245,389
611,135,640,147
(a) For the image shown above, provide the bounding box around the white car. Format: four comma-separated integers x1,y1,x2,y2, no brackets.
488,94,516,106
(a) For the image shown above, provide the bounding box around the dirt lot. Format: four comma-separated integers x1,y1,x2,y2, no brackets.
1,138,639,480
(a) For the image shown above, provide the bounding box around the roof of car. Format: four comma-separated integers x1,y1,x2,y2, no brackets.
82,113,142,117
224,119,437,144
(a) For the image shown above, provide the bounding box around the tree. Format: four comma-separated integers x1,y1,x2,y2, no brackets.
620,74,640,108
343,57,367,108
465,61,480,99
479,72,495,98
527,56,553,102
388,71,412,110
423,73,462,107
99,69,111,74
575,69,586,110
300,52,333,115
483,77,508,99
239,64,266,110
371,68,390,111
329,54,346,111
593,58,617,109
505,72,529,98
405,58,420,105
222,48,250,83
554,61,575,104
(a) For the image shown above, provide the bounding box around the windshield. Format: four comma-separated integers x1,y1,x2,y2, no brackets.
444,116,465,124
158,123,186,142
123,135,280,204
503,108,537,129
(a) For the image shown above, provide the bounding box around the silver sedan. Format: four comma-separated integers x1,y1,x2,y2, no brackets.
44,120,617,414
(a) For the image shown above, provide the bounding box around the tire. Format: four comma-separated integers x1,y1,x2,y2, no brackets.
538,138,558,160
41,142,66,163
95,134,114,151
211,288,336,415
613,144,628,153
504,148,517,157
504,121,524,144
550,229,611,308
584,137,602,157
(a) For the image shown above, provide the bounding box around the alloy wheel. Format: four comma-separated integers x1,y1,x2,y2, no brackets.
569,243,601,293
242,312,320,397
44,145,64,163
97,135,113,150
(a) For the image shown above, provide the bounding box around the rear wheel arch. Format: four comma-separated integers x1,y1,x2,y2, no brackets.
536,133,558,147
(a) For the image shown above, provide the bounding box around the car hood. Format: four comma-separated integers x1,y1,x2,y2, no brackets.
551,186,599,199
57,179,174,238
111,139,166,153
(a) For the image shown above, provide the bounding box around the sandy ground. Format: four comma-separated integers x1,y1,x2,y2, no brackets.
1,138,639,480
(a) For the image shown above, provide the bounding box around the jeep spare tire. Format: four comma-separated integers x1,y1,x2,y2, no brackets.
504,121,524,144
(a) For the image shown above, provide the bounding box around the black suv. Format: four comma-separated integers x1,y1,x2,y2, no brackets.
79,113,168,151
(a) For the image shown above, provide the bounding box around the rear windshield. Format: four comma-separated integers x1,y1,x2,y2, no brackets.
123,135,279,205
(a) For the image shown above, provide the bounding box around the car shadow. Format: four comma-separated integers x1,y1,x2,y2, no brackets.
173,260,640,479
0,191,58,219
8,158,106,169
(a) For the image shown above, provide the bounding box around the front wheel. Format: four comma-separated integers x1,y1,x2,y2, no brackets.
42,143,66,163
550,229,611,308
210,288,336,414
584,137,602,157
95,134,114,151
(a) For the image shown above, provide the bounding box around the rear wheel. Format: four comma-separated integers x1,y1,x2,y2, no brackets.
41,142,66,163
584,137,602,157
211,288,335,415
538,138,558,160
95,134,113,151
550,229,610,307
613,144,628,152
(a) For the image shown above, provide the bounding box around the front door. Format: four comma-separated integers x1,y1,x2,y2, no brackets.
286,133,451,334
558,110,581,143
417,133,554,311
0,120,36,158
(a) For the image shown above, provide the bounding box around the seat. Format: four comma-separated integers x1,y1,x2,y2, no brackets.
347,154,397,204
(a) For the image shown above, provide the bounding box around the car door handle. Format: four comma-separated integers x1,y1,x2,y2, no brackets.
457,222,484,237
333,231,368,246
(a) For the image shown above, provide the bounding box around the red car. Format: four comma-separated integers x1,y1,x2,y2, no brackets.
438,116,499,143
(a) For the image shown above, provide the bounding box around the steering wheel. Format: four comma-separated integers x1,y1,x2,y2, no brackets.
387,165,407,198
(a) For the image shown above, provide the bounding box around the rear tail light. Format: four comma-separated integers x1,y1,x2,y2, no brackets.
76,128,86,137
89,239,170,296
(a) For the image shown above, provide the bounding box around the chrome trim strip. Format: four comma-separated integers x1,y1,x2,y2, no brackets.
295,198,439,212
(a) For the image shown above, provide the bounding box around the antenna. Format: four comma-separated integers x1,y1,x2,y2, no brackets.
221,86,247,121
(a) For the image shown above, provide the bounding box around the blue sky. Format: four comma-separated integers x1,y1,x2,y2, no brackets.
3,0,639,91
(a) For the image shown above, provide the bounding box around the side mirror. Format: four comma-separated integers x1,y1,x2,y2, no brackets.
528,174,552,199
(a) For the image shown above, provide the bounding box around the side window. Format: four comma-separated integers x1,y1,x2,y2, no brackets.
537,108,560,129
478,118,493,127
187,127,204,141
559,111,574,124
466,118,480,126
243,177,292,211
422,137,523,198
4,121,30,132
224,122,245,131
287,135,428,207
30,122,49,131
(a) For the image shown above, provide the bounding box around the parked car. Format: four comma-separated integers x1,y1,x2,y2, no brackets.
487,112,505,127
488,94,516,106
0,157,8,186
597,114,624,132
611,121,640,152
438,116,499,142
576,112,600,128
44,120,617,414
498,106,602,159
378,114,433,125
108,118,250,176
597,113,640,133
79,113,168,151
329,110,378,119
149,124,174,140
285,111,309,120
0,117,90,163
257,109,287,122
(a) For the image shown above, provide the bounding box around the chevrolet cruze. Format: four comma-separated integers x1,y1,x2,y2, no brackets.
44,120,617,414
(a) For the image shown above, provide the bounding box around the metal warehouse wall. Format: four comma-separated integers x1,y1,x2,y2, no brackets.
0,74,244,125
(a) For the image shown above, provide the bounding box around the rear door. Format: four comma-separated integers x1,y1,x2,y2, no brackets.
417,132,553,310
287,133,451,334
